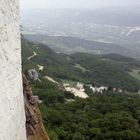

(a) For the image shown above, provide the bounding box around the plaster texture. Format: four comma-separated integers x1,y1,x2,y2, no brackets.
0,0,27,139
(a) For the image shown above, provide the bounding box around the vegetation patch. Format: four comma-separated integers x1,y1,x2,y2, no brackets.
74,63,87,72
129,69,140,81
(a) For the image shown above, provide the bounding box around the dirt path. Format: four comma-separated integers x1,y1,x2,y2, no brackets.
28,51,37,60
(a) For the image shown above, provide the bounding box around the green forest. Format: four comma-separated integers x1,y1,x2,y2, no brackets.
32,78,140,140
22,38,140,140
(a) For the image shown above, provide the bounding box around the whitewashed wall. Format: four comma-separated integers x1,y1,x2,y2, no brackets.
0,0,27,139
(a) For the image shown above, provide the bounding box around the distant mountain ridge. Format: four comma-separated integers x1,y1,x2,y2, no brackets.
24,34,140,59
22,6,140,26
22,6,140,59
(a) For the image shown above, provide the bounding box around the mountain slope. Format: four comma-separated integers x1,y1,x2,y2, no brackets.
101,54,140,71
22,38,140,92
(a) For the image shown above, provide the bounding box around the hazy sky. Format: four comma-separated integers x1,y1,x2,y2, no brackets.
21,0,140,10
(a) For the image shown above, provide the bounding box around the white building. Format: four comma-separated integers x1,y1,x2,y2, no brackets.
89,85,108,93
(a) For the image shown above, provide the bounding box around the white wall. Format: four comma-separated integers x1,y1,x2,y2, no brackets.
0,0,27,139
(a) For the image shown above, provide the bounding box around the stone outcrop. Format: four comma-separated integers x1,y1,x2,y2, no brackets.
23,74,49,140
0,0,26,139
28,69,39,81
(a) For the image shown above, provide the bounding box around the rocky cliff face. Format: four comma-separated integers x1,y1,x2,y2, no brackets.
23,74,49,140
0,0,26,139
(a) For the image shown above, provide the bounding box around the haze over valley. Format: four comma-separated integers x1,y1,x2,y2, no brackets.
22,5,140,59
